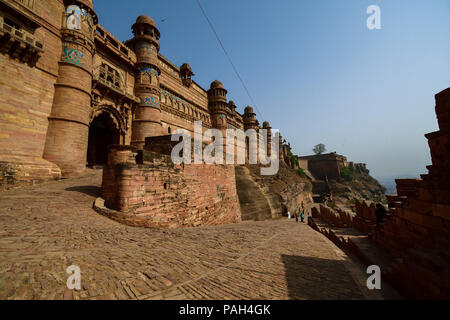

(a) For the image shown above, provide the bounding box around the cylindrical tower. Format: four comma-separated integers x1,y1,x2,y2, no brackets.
126,15,162,149
263,121,272,157
243,106,259,131
43,0,98,177
243,106,259,163
208,80,228,130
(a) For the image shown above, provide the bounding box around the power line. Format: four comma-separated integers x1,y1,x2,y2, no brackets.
195,0,265,121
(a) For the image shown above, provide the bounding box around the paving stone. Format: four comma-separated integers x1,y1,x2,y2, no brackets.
0,171,395,300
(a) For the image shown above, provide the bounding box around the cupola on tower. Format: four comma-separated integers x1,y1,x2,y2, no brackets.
125,15,163,149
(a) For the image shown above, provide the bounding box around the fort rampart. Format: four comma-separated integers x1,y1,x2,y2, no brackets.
96,144,241,228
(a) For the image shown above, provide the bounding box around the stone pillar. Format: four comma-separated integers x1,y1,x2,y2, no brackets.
43,0,97,177
126,16,162,149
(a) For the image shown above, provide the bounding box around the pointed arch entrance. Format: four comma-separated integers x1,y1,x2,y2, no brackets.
87,107,126,166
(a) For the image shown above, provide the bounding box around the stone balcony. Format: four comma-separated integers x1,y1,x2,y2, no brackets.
0,15,43,65
92,66,139,104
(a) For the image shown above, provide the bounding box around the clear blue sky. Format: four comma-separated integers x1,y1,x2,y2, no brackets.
94,0,450,179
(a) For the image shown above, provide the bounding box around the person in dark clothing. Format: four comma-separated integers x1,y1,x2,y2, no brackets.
295,211,299,223
375,203,387,225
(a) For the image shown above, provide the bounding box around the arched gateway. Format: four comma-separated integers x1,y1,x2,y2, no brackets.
87,107,126,166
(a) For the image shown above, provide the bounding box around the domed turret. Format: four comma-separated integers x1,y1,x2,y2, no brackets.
128,14,161,51
244,106,254,114
243,106,258,130
135,15,157,27
180,63,195,87
228,100,236,111
207,80,228,130
210,80,224,89
126,14,163,148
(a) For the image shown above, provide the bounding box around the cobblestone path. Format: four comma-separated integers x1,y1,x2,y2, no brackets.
0,171,395,300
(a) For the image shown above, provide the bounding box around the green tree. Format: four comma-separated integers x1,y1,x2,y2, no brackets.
313,144,326,155
340,166,354,182
297,168,307,178
288,150,299,169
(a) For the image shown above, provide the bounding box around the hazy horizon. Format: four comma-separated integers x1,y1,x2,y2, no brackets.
94,0,450,179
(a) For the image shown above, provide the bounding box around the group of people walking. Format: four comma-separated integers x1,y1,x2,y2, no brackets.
288,202,306,223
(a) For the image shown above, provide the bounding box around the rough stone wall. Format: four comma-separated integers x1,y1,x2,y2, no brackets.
298,153,347,180
309,88,450,299
98,145,241,228
311,205,354,228
369,88,450,298
311,201,376,234
352,200,377,234
0,0,64,189
308,159,341,180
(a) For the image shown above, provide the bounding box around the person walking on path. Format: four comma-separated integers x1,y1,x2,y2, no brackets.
288,211,291,219
300,202,305,223
295,210,299,223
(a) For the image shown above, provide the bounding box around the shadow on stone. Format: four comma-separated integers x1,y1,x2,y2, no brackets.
281,254,364,300
65,186,101,197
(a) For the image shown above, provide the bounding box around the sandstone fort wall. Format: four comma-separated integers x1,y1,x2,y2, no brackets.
97,145,242,228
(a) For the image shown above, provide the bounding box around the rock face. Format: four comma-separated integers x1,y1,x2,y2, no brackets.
235,163,313,221
234,166,272,221
327,170,386,207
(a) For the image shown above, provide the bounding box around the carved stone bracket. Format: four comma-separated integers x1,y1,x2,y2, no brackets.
0,16,43,66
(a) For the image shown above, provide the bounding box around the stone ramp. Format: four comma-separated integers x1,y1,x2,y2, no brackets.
0,171,397,300
309,216,402,298
234,166,272,221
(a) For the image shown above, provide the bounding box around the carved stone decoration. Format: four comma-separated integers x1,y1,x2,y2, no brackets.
180,63,194,87
0,16,44,66
90,105,127,136
66,5,82,30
